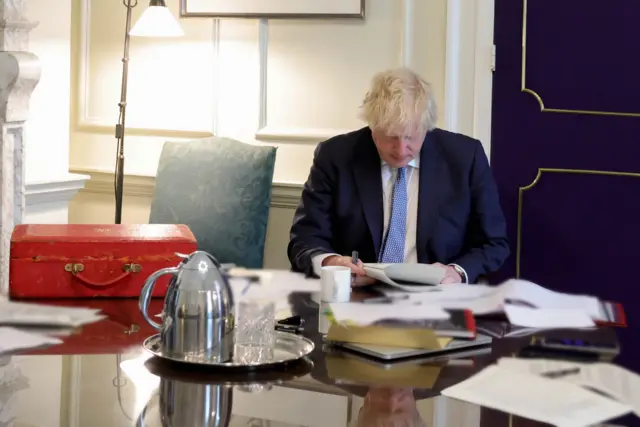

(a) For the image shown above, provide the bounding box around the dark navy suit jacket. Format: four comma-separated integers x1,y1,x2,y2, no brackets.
287,127,509,283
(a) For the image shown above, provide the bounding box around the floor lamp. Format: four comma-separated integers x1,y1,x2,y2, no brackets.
114,0,184,224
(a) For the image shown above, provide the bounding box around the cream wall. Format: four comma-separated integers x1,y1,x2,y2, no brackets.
68,0,449,269
27,0,71,182
68,0,447,182
22,0,87,224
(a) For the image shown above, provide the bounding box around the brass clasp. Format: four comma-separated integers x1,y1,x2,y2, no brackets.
122,263,142,273
64,263,84,274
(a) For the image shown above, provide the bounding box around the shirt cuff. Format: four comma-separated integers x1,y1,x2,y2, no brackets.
448,263,468,284
312,253,339,277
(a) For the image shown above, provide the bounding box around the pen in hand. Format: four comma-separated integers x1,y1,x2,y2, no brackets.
351,250,359,286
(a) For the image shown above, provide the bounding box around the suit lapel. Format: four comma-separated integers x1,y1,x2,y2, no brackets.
353,132,384,257
416,131,442,263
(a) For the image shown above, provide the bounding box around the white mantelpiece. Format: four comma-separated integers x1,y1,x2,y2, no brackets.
0,0,41,294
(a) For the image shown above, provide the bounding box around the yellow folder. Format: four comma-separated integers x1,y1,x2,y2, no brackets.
324,308,452,350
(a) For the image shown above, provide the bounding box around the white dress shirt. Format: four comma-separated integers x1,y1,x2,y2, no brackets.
311,158,467,282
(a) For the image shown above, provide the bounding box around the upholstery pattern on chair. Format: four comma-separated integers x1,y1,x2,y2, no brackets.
149,137,277,269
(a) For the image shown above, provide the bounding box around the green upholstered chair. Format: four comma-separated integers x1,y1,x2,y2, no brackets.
149,136,277,269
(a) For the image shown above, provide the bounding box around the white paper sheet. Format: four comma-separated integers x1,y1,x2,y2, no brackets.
505,305,596,328
0,301,105,328
498,358,640,417
408,287,506,314
0,328,63,355
363,263,446,291
328,302,450,326
505,280,604,320
441,364,632,427
228,269,321,296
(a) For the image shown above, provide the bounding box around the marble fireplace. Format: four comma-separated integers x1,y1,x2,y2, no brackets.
0,0,41,294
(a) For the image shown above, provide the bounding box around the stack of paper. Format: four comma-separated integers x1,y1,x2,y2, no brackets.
441,364,633,426
394,279,609,327
504,305,596,328
0,301,106,356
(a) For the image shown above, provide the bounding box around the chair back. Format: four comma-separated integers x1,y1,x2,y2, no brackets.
149,137,277,268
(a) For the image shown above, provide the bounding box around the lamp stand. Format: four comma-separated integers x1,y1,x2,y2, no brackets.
114,0,138,224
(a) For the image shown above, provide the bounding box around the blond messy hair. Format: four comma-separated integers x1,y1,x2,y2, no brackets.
359,67,438,134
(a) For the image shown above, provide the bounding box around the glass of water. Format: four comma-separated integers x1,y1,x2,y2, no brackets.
234,296,276,365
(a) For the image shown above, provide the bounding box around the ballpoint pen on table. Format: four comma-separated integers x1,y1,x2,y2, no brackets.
351,250,358,286
361,294,411,304
540,367,581,379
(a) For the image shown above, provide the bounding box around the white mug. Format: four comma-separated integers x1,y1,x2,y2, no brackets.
320,266,351,303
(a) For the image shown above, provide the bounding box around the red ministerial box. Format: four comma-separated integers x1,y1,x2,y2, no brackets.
9,224,197,299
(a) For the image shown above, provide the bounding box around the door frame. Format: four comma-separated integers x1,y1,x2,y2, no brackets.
443,0,495,160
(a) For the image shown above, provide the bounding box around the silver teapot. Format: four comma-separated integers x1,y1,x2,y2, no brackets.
139,251,235,362
158,378,233,427
135,378,233,427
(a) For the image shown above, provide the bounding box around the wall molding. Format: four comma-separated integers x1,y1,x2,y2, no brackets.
444,0,495,158
25,174,89,207
73,0,217,139
255,126,354,143
254,0,415,144
71,167,303,209
399,0,414,67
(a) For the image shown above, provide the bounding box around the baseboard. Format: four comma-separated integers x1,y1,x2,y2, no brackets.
70,167,303,210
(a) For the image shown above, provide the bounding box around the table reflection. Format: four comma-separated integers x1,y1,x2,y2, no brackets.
9,293,630,427
121,352,317,427
356,387,427,427
0,356,29,427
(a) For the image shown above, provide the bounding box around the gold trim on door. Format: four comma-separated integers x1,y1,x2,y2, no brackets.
521,0,640,117
516,168,640,278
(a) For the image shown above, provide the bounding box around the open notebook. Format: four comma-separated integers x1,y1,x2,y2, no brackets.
363,263,446,291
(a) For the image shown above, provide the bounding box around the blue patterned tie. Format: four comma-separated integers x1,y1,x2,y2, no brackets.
379,167,407,263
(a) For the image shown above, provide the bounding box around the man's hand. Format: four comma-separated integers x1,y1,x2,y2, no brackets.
322,255,375,287
432,262,462,284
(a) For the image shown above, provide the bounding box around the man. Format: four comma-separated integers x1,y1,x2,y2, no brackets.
288,67,509,284
356,387,427,427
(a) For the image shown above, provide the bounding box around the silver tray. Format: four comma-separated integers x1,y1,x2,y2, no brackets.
142,332,315,370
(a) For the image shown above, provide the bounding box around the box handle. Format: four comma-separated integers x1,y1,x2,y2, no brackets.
64,263,142,287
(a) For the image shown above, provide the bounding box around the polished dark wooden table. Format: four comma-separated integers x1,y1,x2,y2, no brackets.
0,292,632,427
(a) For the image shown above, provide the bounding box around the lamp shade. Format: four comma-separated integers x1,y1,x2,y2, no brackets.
130,0,184,37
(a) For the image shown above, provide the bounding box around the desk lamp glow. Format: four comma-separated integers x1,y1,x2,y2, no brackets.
114,0,184,224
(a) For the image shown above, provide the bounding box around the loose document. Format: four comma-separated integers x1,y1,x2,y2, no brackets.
441,364,633,427
498,357,640,417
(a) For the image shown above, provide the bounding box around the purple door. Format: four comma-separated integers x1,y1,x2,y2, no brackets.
490,0,640,424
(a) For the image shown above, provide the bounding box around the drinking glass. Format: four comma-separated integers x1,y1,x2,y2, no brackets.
234,296,276,365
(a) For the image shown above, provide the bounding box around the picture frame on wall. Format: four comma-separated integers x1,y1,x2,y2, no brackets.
179,0,365,19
